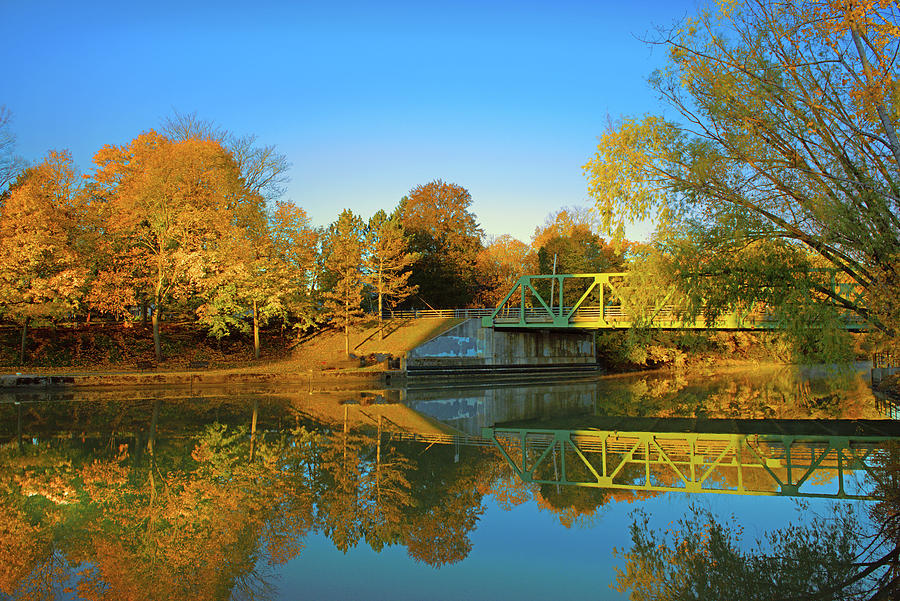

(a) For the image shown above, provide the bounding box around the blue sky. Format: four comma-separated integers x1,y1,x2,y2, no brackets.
5,0,698,242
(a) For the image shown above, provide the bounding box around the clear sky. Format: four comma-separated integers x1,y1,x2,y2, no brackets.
4,0,698,243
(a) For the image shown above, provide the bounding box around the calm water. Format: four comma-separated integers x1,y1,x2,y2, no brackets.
0,364,896,600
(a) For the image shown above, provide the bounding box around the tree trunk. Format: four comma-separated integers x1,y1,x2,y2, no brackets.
253,299,260,360
378,263,384,340
152,308,162,363
344,294,351,357
19,317,29,367
343,404,349,464
376,414,382,504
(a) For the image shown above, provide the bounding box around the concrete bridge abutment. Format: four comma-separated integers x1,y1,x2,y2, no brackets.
402,319,596,372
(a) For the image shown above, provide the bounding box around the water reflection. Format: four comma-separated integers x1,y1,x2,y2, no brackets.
405,363,883,434
0,394,500,599
0,365,896,599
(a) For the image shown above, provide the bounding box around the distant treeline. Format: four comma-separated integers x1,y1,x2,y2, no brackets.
0,114,627,362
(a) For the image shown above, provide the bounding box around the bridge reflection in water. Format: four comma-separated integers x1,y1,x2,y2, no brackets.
476,417,900,501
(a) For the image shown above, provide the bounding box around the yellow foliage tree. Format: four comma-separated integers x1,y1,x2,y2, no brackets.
0,150,91,364
584,0,900,337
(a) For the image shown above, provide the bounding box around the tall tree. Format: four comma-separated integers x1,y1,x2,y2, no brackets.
90,131,251,362
583,0,900,336
365,210,419,339
0,151,90,364
397,180,484,308
321,209,366,356
268,201,321,332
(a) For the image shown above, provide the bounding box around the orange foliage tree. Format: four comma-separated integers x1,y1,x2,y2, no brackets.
0,150,92,364
89,131,253,362
473,234,536,306
397,180,484,308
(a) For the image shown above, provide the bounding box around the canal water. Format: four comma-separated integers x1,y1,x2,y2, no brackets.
0,364,896,600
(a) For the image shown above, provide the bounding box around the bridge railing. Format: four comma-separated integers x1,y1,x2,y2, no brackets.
381,308,496,319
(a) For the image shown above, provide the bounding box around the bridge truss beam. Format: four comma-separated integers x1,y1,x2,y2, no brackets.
482,426,894,500
481,272,867,331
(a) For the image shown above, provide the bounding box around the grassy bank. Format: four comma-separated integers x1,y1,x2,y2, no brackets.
0,317,464,376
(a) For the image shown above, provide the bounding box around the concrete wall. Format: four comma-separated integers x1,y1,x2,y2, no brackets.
404,319,595,369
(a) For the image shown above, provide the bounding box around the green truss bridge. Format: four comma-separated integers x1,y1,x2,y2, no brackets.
385,416,899,500
475,272,867,331
480,417,899,500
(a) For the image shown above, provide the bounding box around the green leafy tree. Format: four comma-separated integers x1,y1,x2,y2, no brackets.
583,0,900,338
614,504,874,601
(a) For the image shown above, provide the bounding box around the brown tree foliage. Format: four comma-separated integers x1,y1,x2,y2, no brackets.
397,180,484,308
473,234,535,306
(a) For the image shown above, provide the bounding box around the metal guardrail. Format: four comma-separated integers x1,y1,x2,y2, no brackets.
382,308,496,319
382,305,785,325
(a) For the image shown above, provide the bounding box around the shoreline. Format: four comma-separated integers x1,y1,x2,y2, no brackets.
0,357,828,391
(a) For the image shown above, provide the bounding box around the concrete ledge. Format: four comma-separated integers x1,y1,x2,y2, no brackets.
0,370,391,390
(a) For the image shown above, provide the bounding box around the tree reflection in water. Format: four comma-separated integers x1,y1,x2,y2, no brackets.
0,401,496,599
613,442,900,601
0,373,895,600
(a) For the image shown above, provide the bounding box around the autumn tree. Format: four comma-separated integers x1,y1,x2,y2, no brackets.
268,201,320,330
365,210,419,339
583,0,900,337
473,234,535,306
532,207,624,275
321,209,367,356
193,199,319,359
0,151,90,364
397,180,484,308
89,131,252,362
192,194,267,354
162,111,305,358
